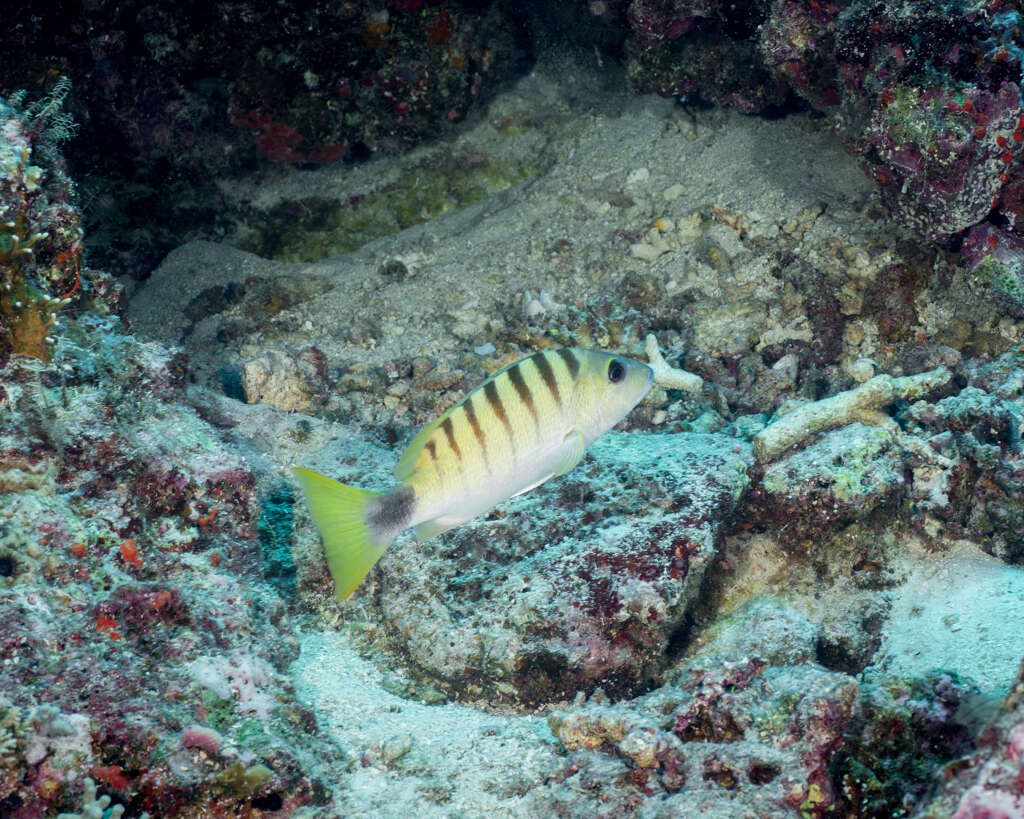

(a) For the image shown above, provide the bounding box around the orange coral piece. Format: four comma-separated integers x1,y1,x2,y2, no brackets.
120,538,142,568
90,764,129,790
96,615,121,640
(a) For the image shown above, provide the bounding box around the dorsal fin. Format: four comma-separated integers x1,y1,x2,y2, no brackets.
394,411,447,480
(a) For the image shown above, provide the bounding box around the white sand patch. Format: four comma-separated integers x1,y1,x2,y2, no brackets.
291,629,561,817
867,539,1024,692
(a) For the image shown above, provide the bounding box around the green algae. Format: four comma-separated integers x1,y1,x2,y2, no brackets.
832,672,977,817
881,84,971,151
200,690,239,734
972,254,1024,315
240,152,546,263
215,760,274,797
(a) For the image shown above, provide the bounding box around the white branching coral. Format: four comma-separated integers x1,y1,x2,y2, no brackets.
752,367,953,462
56,777,149,819
0,703,19,760
645,333,702,392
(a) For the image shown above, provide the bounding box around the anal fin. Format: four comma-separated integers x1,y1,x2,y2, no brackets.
414,515,466,541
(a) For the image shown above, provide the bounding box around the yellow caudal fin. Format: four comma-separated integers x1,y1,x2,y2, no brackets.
291,467,390,601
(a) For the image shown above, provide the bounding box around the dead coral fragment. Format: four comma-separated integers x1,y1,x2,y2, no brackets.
753,368,952,462
55,776,149,819
646,333,702,392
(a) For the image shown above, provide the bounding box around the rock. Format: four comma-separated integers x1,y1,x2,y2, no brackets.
962,223,1024,318
537,602,859,816
904,379,1024,562
913,660,1024,818
240,347,329,412
751,423,906,543
373,432,753,704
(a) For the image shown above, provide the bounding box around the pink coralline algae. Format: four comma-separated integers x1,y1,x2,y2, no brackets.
861,83,1023,241
916,663,1024,818
542,618,861,816
0,319,339,815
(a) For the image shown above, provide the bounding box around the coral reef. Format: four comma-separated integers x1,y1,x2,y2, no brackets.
4,26,1024,818
625,0,788,113
0,0,529,278
903,348,1024,562
961,221,1024,318
0,314,341,814
56,776,149,819
0,80,86,360
536,602,860,816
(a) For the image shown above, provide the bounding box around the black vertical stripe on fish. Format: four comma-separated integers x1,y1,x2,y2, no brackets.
484,378,516,453
533,351,562,408
556,347,580,380
463,393,490,473
441,416,462,462
425,439,439,471
507,361,540,433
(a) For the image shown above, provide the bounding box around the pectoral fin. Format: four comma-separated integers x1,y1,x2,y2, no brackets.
555,428,586,477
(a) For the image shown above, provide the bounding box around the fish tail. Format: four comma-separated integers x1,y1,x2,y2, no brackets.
291,467,393,601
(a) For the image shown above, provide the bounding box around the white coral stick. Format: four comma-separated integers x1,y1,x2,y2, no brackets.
645,334,702,392
752,367,952,462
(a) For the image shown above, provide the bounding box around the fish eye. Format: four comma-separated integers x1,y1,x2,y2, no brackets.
607,359,626,384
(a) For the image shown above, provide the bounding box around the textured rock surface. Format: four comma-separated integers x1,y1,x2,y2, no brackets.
537,601,860,816
366,432,753,704
915,662,1024,819
0,320,341,815
752,422,907,543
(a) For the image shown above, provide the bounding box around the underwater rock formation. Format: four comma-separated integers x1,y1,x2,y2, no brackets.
368,431,753,705
538,600,859,816
0,1,529,277
961,222,1024,318
0,319,340,814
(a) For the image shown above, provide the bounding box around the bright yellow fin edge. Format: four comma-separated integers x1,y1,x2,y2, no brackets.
394,414,445,481
291,467,390,601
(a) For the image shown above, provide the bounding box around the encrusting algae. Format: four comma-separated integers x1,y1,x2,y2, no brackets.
293,347,653,600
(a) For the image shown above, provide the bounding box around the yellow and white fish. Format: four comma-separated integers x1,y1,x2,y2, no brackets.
293,347,654,600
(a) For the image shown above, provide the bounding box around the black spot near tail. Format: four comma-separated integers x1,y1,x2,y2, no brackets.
367,485,416,538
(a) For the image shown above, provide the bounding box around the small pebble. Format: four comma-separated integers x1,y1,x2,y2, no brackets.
626,167,650,187
662,183,685,202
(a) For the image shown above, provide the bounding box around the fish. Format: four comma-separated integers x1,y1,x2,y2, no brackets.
292,347,654,600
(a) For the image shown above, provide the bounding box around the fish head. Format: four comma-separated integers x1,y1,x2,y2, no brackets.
573,349,654,440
